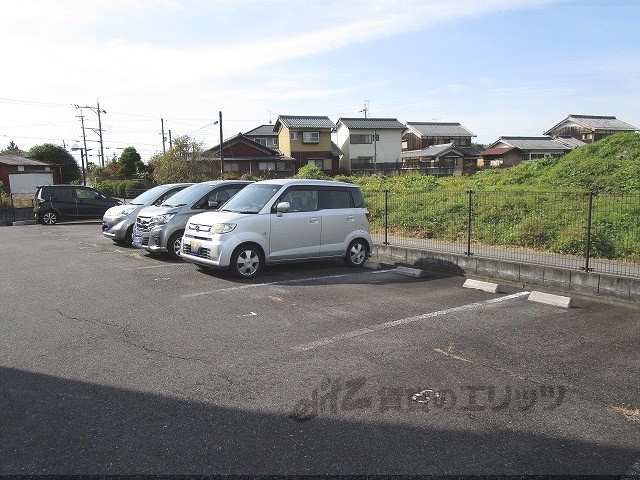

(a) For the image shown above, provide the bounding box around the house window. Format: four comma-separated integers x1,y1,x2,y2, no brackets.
271,138,278,146
350,134,372,144
224,162,239,172
18,166,25,172
307,159,324,169
254,138,267,146
302,131,320,144
259,161,276,171
290,131,298,140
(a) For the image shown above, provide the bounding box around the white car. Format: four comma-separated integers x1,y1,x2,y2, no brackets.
180,179,372,278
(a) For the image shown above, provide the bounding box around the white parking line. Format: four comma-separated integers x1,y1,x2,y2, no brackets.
181,269,394,298
291,291,531,352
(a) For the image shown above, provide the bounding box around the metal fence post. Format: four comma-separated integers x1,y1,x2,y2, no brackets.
466,190,473,256
582,191,594,272
384,189,389,245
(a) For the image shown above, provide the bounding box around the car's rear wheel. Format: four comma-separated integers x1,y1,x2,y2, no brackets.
40,210,59,225
167,230,184,259
344,239,368,267
230,244,263,278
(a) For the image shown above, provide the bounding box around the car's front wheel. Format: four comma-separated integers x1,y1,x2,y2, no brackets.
40,210,59,225
230,244,263,278
344,239,368,267
167,230,184,259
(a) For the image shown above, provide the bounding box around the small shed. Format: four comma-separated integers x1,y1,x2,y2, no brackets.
0,155,62,194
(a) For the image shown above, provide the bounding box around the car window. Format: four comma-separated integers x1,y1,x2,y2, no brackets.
51,187,73,199
75,188,98,200
276,188,318,212
318,189,353,209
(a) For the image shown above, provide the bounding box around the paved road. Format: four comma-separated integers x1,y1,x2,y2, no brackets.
1,223,639,475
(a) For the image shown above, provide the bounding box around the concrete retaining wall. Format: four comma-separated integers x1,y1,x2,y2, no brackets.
372,244,640,303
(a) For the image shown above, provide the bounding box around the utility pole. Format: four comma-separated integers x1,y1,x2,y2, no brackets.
168,130,172,149
161,117,166,153
219,110,224,176
75,113,88,185
360,100,369,118
75,101,106,166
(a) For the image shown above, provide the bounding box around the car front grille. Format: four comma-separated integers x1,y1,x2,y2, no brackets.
135,216,152,232
182,244,210,258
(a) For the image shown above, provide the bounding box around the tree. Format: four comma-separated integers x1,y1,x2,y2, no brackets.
118,147,142,177
0,141,25,156
294,164,331,180
149,135,214,184
28,143,81,183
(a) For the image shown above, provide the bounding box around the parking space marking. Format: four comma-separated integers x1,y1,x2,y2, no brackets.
123,263,192,270
180,269,394,298
291,291,530,352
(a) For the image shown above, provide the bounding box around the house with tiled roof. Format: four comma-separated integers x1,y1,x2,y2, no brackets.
544,114,638,143
203,133,294,178
479,136,580,168
335,117,405,175
244,124,279,150
273,115,340,175
402,122,476,152
0,154,62,194
402,143,481,176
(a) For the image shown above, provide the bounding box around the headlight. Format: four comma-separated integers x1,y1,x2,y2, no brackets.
120,205,137,216
212,223,236,234
150,213,175,226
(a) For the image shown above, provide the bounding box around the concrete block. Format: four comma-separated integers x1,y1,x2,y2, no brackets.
630,279,640,304
463,278,503,293
456,255,476,274
393,266,427,277
519,263,545,287
528,291,573,308
569,270,600,296
495,261,521,282
598,275,631,301
543,267,571,291
363,260,381,269
476,258,500,278
13,220,36,226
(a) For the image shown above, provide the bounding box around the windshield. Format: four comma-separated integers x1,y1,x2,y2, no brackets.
130,185,174,205
161,183,214,207
220,183,281,213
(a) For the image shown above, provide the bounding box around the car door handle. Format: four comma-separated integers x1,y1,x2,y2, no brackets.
347,215,355,221
309,217,319,224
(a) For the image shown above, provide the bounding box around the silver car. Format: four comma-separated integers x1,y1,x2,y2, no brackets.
180,179,372,278
101,183,192,245
132,180,252,259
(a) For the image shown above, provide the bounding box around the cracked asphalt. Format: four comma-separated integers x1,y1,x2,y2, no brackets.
1,222,639,476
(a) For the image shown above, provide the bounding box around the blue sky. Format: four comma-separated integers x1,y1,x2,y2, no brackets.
1,0,638,163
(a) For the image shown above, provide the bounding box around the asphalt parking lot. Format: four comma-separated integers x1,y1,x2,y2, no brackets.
1,222,639,476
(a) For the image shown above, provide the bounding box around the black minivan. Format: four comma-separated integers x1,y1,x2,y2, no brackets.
34,185,122,225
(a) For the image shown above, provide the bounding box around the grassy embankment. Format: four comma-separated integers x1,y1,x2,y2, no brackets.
341,132,640,261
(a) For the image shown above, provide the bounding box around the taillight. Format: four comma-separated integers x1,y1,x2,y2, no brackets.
365,211,371,222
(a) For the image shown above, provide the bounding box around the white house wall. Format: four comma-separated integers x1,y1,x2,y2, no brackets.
336,125,403,172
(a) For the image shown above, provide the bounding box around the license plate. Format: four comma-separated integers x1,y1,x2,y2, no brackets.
132,235,143,247
190,240,200,252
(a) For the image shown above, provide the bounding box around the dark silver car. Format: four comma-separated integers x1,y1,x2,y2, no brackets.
132,180,252,259
101,183,192,245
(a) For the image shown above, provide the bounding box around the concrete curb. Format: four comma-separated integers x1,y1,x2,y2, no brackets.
528,291,573,308
393,266,426,277
463,279,503,293
12,220,37,226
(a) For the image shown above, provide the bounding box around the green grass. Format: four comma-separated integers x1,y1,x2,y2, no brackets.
337,133,640,261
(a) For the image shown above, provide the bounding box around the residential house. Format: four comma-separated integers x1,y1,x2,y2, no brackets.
203,133,294,178
0,154,61,194
272,115,341,175
544,114,639,143
335,117,405,175
402,143,481,176
402,122,476,151
479,136,581,168
244,124,280,150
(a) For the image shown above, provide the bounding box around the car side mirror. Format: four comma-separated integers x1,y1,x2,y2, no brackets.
276,201,290,217
207,199,219,209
